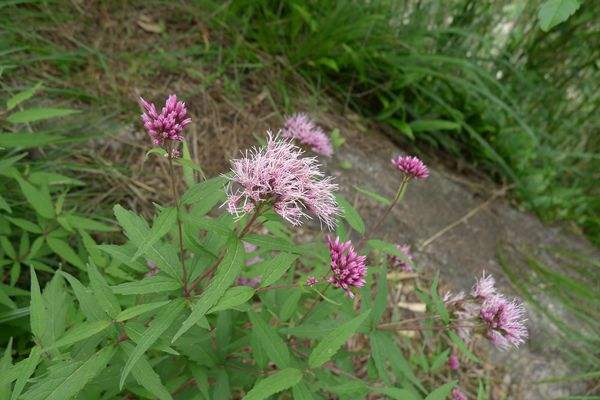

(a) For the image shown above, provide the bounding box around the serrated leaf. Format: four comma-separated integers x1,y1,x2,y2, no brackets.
45,346,115,400
248,311,291,368
243,368,302,400
353,185,391,205
121,342,173,400
0,338,13,398
88,261,120,317
372,332,425,392
61,272,108,321
10,346,41,400
209,286,255,313
190,365,209,400
0,285,16,309
63,214,115,232
372,265,388,327
29,267,46,340
370,332,391,385
120,299,185,388
292,381,317,400
6,217,42,234
538,0,581,31
244,234,306,255
424,381,457,400
0,133,63,148
430,276,449,324
279,289,302,322
6,82,43,110
181,175,225,205
111,275,181,295
97,244,146,272
116,300,171,322
308,310,370,368
173,238,243,342
409,119,460,132
131,207,176,261
259,253,298,287
47,237,85,270
15,176,54,219
430,349,450,372
372,387,419,400
448,331,480,363
47,320,112,350
7,108,79,124
336,195,365,234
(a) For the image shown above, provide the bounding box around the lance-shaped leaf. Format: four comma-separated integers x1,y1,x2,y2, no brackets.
111,275,181,295
308,310,370,368
121,342,173,400
336,194,365,234
248,311,290,368
29,268,46,340
10,346,41,400
243,368,302,400
209,286,255,314
259,253,298,287
116,300,171,322
47,238,85,271
61,272,108,321
425,381,457,400
88,261,120,318
120,299,185,388
172,238,243,342
47,320,112,350
131,207,176,261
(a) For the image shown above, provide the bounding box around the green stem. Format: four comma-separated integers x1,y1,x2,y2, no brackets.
167,145,188,295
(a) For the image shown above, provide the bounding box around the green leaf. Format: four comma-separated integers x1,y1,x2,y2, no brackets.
45,346,115,400
244,234,306,255
132,207,176,261
0,307,29,324
371,387,419,400
173,237,243,342
6,217,42,234
7,107,79,124
190,365,209,400
209,286,255,313
430,349,450,372
308,310,370,368
0,133,63,148
6,82,43,110
279,289,302,322
97,244,146,272
0,285,16,309
116,300,171,322
181,175,226,205
374,332,425,392
336,194,365,234
29,267,46,340
120,299,186,388
0,338,13,399
15,176,54,219
47,237,85,270
63,214,115,232
448,331,480,363
111,275,181,295
47,320,112,350
292,381,317,400
10,346,41,400
248,311,291,368
61,272,108,321
259,253,298,287
538,0,581,31
121,342,173,400
243,368,302,400
213,368,230,399
354,185,391,205
370,332,391,385
409,119,460,132
430,276,449,324
87,261,121,317
424,381,457,400
372,266,388,327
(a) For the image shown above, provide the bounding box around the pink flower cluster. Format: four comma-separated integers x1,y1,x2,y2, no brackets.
282,113,333,157
140,95,191,155
391,155,429,179
452,387,467,400
388,243,414,272
444,272,528,350
327,236,367,298
226,134,339,229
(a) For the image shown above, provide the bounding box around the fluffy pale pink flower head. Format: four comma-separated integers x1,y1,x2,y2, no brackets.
139,94,191,154
388,243,414,272
327,236,367,298
226,133,339,229
480,294,528,350
282,113,333,157
391,155,429,179
472,272,496,300
452,387,467,400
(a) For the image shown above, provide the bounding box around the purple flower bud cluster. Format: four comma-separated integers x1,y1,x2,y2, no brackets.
444,272,528,350
226,133,339,229
326,236,367,298
305,276,318,286
282,113,333,157
448,353,460,371
391,155,429,180
387,243,414,272
452,387,467,400
140,94,191,156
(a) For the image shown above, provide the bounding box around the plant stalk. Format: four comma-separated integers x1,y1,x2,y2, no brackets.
167,146,188,295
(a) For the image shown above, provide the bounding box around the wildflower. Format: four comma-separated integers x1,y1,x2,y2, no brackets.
452,387,467,400
226,133,339,229
139,94,191,154
282,113,333,157
236,276,262,288
471,272,496,300
391,155,429,179
387,243,414,272
448,353,460,371
480,294,528,350
327,236,367,298
306,276,318,286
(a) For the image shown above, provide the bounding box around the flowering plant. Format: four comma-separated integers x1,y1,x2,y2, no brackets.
1,96,527,400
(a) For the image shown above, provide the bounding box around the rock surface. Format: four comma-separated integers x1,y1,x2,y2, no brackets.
318,117,598,399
